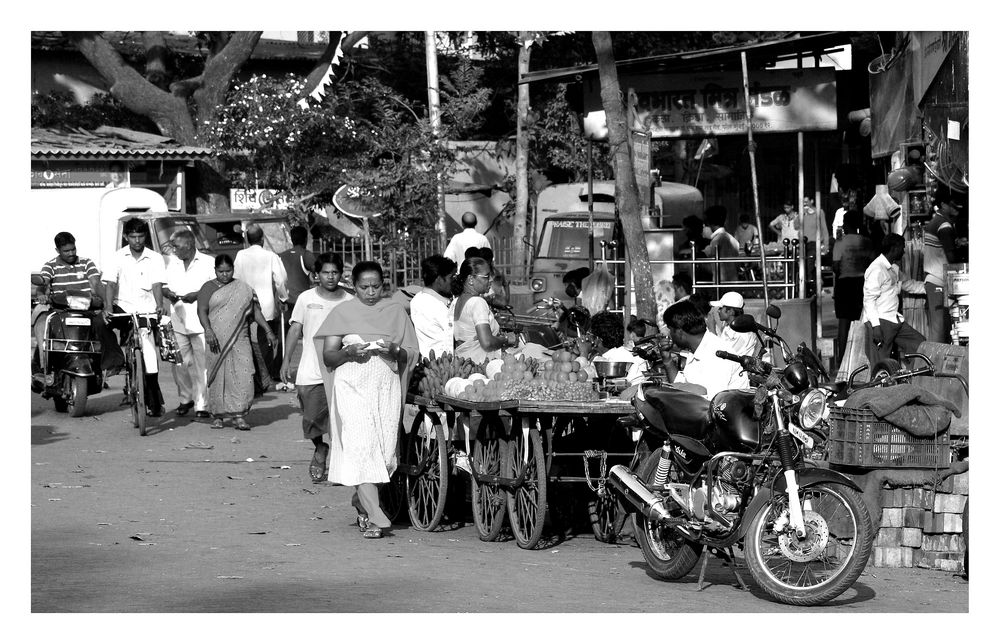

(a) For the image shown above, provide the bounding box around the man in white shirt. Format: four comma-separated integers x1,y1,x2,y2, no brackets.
709,291,761,358
103,218,167,417
444,212,490,265
280,253,352,483
862,233,925,363
234,223,289,390
662,299,749,399
162,230,216,418
409,255,457,359
589,311,647,385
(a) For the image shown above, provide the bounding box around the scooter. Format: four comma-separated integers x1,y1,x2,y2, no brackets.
32,280,104,417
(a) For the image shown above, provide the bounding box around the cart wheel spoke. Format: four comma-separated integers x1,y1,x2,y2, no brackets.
505,421,547,549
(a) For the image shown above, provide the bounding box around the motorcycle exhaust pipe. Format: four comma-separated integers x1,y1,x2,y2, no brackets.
607,465,674,524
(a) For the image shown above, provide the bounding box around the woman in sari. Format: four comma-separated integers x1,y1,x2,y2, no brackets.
315,261,418,539
197,253,276,431
450,257,519,364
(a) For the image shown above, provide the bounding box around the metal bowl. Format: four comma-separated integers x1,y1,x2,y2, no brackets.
594,361,630,378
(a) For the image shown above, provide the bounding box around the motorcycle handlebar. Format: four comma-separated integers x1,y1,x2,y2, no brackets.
715,350,772,377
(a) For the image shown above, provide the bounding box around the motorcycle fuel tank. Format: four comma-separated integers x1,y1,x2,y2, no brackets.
708,390,759,451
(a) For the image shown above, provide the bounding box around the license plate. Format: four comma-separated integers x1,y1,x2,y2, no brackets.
788,423,814,449
64,318,91,326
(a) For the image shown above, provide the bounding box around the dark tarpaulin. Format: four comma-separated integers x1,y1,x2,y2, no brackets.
869,48,919,158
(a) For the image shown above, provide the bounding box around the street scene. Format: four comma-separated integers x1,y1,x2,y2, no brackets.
29,29,970,616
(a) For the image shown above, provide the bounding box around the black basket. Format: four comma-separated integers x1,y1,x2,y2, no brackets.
827,407,950,469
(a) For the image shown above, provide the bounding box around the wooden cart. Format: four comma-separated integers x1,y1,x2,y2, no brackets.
436,394,636,549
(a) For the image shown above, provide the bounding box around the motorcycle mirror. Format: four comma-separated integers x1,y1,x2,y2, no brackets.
766,304,782,320
731,314,759,333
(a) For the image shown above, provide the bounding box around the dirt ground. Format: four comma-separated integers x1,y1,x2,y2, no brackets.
29,363,969,616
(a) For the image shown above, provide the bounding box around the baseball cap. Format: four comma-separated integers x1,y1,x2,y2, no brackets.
710,291,744,309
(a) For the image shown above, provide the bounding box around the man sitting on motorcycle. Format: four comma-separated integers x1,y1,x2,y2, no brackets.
32,232,123,388
660,299,749,399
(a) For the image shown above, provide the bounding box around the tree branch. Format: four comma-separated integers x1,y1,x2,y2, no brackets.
192,31,263,132
142,31,169,90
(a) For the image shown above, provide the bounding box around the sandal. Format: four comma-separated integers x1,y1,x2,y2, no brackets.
356,514,370,532
210,418,225,429
309,464,326,483
234,418,251,431
361,526,383,539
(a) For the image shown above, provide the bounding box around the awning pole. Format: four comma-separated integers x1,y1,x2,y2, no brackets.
814,152,823,345
741,52,770,315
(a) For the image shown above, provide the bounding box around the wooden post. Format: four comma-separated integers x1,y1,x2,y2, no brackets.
587,139,595,273
425,31,446,249
741,52,770,313
814,150,824,343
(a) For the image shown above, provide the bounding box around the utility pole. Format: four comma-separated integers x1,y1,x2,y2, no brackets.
425,31,446,249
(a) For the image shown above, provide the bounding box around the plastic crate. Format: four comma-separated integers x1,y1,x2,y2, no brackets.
827,407,951,469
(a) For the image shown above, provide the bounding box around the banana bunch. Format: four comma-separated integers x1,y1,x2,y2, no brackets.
410,350,485,399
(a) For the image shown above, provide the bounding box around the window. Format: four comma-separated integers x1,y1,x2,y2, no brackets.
536,217,615,258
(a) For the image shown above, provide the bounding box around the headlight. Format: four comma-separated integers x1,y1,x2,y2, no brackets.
798,389,827,429
530,277,547,293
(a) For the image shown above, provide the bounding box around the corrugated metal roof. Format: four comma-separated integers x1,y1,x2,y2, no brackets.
31,126,215,160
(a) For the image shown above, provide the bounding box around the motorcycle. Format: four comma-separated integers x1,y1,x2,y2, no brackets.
607,307,874,606
32,283,105,417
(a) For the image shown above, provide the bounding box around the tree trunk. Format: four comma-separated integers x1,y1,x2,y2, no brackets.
591,32,656,322
512,36,531,281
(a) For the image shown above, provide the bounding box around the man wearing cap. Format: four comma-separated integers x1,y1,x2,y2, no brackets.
923,186,964,344
710,291,761,358
444,212,491,265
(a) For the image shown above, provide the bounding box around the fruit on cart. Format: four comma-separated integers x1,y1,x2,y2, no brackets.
409,350,486,399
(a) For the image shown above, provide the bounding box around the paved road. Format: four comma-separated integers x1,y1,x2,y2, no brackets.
31,368,968,613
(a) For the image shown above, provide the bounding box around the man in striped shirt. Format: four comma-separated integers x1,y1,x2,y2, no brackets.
923,186,965,344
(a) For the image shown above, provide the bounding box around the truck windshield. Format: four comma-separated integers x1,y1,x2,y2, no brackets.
536,217,615,258
151,218,212,255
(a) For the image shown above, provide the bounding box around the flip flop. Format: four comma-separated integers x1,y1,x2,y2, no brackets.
309,464,326,483
234,419,251,431
361,527,383,539
210,418,225,429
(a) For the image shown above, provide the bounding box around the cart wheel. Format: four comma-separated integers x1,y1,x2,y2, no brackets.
404,410,449,531
379,470,408,525
588,490,627,543
471,418,507,542
505,418,548,549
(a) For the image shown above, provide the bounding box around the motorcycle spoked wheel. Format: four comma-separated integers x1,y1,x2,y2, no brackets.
632,448,703,580
744,482,873,606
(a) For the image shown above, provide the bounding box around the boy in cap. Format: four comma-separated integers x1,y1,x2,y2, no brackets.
710,291,760,357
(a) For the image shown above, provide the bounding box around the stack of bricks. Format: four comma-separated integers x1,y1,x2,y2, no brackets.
872,470,968,571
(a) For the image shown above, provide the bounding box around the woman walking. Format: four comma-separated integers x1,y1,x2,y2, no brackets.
316,261,418,539
197,253,275,431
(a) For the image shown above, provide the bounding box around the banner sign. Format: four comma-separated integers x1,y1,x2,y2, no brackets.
230,188,291,211
583,68,837,139
631,129,651,211
31,162,116,188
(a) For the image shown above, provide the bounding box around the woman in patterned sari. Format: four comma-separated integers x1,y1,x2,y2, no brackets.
197,253,276,431
315,261,418,539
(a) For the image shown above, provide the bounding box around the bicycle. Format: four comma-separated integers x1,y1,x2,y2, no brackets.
108,312,160,436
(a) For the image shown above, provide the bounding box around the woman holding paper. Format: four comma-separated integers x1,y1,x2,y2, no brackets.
316,261,418,539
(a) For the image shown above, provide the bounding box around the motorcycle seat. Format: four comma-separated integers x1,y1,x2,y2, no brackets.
643,385,712,439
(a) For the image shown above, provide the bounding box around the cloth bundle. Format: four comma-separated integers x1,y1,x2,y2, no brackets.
844,383,961,437
863,184,901,222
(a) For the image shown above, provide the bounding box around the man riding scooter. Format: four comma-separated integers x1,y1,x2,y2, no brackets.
31,232,124,411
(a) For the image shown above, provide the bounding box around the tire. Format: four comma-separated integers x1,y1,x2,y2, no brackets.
471,422,507,542
131,347,147,436
505,420,548,549
404,411,449,531
870,359,900,384
53,386,69,413
962,500,969,578
67,375,88,418
632,448,703,580
588,492,626,543
743,482,873,606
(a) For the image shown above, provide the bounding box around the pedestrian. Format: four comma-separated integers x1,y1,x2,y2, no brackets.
279,252,352,483
103,218,167,417
671,272,693,303
443,212,491,265
316,261,419,539
409,254,457,360
234,223,288,393
709,291,760,357
451,256,518,364
801,196,830,255
704,205,740,282
862,233,926,365
923,185,965,343
769,197,801,245
197,253,276,431
162,229,216,419
832,210,874,362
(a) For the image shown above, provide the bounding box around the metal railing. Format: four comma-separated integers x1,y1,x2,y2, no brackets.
318,235,442,287
676,240,803,302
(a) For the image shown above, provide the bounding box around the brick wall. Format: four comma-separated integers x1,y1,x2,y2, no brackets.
873,470,968,571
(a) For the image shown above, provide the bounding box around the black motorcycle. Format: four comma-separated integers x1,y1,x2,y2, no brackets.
33,287,104,417
608,310,874,606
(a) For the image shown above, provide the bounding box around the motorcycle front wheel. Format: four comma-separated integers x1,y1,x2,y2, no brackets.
632,448,703,580
744,482,873,606
67,375,88,417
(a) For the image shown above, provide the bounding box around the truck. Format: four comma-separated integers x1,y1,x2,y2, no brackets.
526,180,704,310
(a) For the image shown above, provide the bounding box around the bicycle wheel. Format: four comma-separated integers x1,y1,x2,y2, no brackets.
131,347,147,436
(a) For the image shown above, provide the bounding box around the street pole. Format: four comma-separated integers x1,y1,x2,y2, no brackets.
425,31,446,250
741,52,770,315
587,139,594,273
797,132,806,301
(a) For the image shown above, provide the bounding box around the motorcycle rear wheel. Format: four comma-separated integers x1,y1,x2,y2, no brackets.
633,448,703,580
67,375,88,417
744,482,873,606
